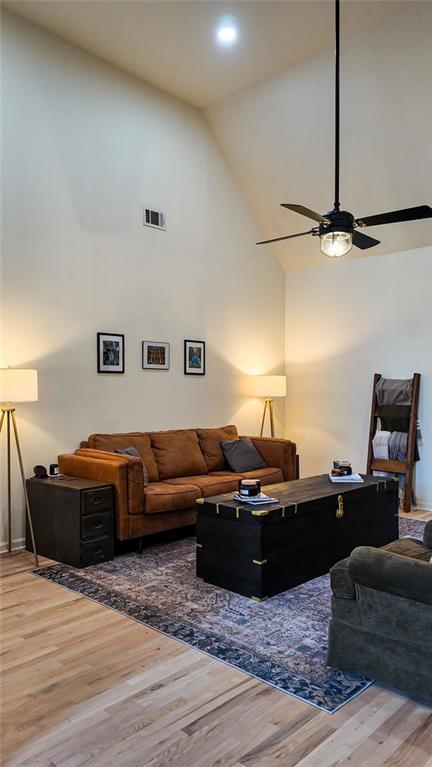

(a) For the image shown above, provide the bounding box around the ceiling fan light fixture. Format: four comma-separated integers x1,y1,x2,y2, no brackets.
320,230,352,258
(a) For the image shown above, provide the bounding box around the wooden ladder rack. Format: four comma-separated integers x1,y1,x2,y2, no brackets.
367,373,420,513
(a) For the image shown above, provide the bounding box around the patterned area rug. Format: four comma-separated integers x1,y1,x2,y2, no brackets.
34,517,425,714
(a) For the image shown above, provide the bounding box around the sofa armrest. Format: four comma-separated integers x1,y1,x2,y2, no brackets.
423,520,432,549
58,453,129,538
58,451,144,540
349,546,432,607
242,436,297,481
330,557,356,599
74,449,145,516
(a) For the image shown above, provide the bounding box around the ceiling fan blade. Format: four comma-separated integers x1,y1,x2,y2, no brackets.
281,204,329,224
256,229,314,245
356,205,432,228
352,230,380,250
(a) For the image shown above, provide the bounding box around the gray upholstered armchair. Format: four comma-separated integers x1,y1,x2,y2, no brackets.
327,521,432,706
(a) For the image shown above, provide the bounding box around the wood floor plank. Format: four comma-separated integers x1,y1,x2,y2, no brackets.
2,515,431,767
292,691,407,767
334,699,431,766
239,712,334,767
381,711,432,767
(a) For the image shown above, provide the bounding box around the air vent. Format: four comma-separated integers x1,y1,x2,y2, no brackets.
143,208,166,230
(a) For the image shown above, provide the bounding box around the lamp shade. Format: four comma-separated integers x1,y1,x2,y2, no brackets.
0,368,38,403
251,375,286,398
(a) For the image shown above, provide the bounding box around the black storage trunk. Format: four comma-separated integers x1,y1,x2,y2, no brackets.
196,474,399,600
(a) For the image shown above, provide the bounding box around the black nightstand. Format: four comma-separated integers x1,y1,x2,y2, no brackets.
26,476,114,567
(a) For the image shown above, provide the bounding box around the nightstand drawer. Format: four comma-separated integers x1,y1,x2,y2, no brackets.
81,536,113,566
81,512,112,541
81,487,112,515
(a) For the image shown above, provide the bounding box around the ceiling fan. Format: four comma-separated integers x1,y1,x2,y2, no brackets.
257,0,432,257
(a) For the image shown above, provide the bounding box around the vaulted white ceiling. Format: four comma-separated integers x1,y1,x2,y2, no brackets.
4,0,431,271
3,1,394,107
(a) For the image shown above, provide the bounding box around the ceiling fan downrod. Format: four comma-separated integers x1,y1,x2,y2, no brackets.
334,0,340,212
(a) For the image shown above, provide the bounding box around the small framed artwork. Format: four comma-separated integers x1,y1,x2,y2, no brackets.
97,333,125,373
184,339,205,375
142,341,170,370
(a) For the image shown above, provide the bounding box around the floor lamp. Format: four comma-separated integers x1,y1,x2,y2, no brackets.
252,375,286,438
0,368,39,566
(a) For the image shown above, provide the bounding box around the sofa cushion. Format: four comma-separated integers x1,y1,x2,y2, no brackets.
208,467,284,485
196,425,238,471
150,429,208,480
221,437,266,473
382,537,432,563
144,482,201,514
88,433,159,482
165,474,240,497
239,467,284,485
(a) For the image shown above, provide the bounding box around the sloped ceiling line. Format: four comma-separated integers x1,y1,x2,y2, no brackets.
4,1,431,271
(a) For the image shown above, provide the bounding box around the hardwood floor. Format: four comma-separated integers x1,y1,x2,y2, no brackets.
400,508,432,520
1,512,431,767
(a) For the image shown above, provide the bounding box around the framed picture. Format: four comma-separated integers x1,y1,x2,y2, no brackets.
97,333,124,373
142,341,170,370
184,339,205,375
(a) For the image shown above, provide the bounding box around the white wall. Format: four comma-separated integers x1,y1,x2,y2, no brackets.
285,246,432,510
1,12,286,548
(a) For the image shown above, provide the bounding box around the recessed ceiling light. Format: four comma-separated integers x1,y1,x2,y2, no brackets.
215,16,238,47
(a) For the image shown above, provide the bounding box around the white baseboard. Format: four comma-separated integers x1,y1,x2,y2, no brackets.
0,537,25,554
415,504,432,514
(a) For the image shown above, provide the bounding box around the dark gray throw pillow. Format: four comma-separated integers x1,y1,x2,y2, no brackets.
115,446,149,486
221,438,266,473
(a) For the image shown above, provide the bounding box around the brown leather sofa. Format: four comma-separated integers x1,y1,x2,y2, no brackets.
58,425,297,542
